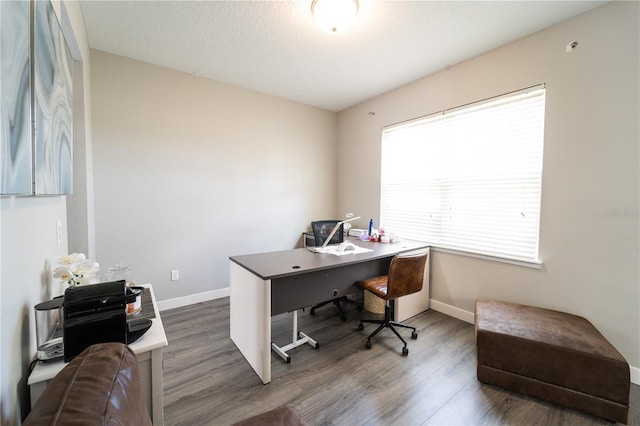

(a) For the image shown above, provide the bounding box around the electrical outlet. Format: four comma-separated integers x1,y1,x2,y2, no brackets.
171,270,179,281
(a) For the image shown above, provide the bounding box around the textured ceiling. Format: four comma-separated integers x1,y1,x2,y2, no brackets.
79,0,607,112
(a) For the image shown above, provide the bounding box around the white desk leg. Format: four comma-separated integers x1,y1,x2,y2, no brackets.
230,262,272,384
150,348,164,425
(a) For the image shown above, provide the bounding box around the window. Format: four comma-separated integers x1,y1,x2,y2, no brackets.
380,85,545,264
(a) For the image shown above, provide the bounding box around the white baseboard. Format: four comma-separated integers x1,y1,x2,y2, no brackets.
429,298,639,385
631,366,640,385
429,298,475,324
157,287,229,312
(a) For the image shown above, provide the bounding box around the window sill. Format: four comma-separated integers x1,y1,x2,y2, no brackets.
429,246,543,270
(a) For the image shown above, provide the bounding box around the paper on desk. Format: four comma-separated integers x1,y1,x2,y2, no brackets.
321,245,374,256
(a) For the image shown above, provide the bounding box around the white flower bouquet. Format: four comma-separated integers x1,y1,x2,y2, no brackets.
53,253,100,287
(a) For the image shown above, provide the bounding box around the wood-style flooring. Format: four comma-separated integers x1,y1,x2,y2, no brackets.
161,298,639,426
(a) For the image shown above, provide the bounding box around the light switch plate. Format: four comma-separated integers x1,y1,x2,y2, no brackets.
56,220,63,246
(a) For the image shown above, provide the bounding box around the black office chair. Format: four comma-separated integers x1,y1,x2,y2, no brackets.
309,220,362,321
357,252,428,355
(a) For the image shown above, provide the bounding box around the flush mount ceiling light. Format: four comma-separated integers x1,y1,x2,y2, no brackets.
311,0,359,34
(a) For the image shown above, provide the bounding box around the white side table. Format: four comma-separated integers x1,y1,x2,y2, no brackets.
28,283,168,425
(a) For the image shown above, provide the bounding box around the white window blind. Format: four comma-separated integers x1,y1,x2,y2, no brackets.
380,85,545,263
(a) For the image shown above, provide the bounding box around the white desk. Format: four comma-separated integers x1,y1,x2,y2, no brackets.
229,239,430,384
28,283,168,425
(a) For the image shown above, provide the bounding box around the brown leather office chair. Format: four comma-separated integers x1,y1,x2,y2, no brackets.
357,252,428,355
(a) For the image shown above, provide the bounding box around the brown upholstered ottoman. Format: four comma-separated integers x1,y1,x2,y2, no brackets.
475,299,630,423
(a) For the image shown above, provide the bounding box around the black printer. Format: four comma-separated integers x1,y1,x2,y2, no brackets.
63,280,151,362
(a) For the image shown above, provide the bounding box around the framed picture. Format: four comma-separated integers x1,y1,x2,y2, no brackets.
1,0,32,195
33,0,73,195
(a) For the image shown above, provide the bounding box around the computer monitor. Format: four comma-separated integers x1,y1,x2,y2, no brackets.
309,216,360,253
311,220,344,246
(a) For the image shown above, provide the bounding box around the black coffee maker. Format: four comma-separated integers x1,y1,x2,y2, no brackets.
63,280,129,362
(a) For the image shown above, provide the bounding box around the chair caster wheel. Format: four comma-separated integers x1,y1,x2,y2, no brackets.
341,315,347,322
411,331,418,339
315,343,320,349
286,356,291,363
402,347,409,356
358,323,364,331
357,305,363,312
310,308,316,316
365,341,372,349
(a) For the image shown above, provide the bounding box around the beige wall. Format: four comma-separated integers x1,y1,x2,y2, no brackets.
338,2,639,378
0,1,92,423
90,51,338,303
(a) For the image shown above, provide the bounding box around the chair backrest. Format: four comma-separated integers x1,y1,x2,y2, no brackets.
311,220,344,246
386,252,429,300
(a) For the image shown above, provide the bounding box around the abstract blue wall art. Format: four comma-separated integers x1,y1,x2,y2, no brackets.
33,0,73,195
1,0,32,195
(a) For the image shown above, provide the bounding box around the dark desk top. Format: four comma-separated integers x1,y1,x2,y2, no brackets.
230,239,429,280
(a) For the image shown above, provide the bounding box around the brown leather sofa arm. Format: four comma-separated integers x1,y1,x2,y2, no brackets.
24,342,151,426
